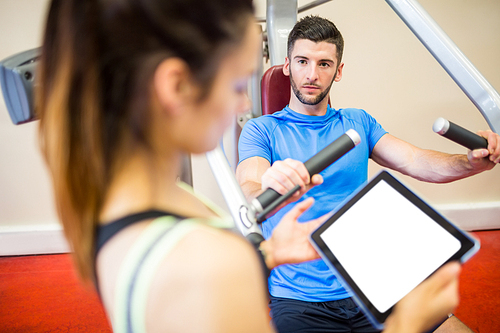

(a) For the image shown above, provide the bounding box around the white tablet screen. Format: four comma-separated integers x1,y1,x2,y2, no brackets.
320,179,460,313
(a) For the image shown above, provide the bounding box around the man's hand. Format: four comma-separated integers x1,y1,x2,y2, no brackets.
261,158,323,206
259,197,329,269
236,156,323,213
467,130,500,171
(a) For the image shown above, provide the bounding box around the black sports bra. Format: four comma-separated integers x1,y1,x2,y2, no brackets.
95,209,184,255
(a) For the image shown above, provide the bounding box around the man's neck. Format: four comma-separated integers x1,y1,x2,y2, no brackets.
288,95,329,116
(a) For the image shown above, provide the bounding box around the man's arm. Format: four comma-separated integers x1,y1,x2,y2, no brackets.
371,132,499,183
236,156,272,201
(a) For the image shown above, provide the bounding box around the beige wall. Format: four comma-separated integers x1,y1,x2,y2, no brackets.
0,1,498,254
0,0,55,230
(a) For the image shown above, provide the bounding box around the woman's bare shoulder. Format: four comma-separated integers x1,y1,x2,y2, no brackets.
145,225,273,332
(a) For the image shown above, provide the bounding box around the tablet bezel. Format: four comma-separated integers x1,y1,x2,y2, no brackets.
309,170,480,329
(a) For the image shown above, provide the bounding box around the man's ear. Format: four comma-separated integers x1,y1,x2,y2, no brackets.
334,62,344,82
282,57,290,77
153,58,194,115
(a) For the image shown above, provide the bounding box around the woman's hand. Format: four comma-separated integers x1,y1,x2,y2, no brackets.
259,198,329,269
384,262,461,333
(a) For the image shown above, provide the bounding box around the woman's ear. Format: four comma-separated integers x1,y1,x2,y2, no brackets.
153,58,195,116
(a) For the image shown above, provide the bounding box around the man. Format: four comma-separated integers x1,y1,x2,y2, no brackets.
236,15,499,333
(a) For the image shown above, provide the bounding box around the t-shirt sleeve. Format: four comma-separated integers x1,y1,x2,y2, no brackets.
238,119,272,165
359,109,387,154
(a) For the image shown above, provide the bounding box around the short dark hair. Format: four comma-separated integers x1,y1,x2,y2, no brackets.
287,15,344,63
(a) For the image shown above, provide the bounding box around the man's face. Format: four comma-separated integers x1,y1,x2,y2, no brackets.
284,39,343,106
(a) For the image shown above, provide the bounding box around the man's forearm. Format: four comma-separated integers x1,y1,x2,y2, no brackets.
235,157,271,202
372,134,493,184
402,150,485,184
239,181,264,202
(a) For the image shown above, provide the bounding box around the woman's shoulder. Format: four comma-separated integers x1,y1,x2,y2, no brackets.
144,225,271,332
152,223,260,287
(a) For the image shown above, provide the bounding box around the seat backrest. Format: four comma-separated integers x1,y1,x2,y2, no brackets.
261,65,290,116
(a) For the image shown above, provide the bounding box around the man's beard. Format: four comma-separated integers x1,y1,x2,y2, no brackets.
289,68,337,106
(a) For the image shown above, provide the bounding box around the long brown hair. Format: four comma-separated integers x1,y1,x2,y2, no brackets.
36,0,254,281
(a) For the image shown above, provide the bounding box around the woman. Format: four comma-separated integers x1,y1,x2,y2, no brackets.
36,0,461,332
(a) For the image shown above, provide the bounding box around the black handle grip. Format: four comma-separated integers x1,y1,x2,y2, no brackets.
254,188,281,212
253,129,361,215
433,118,488,151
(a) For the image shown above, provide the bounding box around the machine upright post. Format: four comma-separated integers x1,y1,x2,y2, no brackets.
266,0,297,66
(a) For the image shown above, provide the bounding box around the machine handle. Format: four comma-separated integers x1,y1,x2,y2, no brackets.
253,129,361,222
433,117,488,150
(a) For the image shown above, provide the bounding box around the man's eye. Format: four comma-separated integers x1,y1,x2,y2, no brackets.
298,60,306,65
320,63,330,67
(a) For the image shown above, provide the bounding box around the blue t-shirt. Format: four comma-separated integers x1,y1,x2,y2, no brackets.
238,105,387,302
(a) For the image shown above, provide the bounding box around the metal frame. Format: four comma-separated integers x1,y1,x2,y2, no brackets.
206,145,261,236
266,0,298,66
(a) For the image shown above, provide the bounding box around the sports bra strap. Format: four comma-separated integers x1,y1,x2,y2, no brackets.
113,217,205,333
95,210,184,255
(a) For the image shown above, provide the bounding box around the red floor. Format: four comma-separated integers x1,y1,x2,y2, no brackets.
0,230,499,332
454,230,500,332
0,254,112,332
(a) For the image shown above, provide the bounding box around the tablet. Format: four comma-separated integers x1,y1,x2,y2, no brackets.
309,170,480,330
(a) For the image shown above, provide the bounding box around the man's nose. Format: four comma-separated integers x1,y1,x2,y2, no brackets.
306,64,319,82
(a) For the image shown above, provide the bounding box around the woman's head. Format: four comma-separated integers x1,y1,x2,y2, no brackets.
37,0,256,280
150,23,259,155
